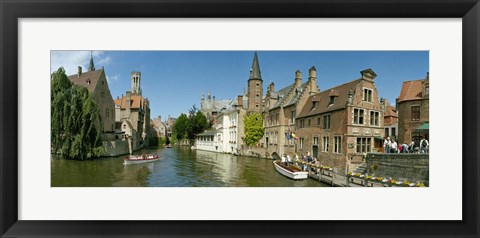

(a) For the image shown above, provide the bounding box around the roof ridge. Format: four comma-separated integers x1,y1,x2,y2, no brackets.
319,78,361,93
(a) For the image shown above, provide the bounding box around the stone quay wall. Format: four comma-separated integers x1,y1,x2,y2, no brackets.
366,153,429,183
102,140,129,157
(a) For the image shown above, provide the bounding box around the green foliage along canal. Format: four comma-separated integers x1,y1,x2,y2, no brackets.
51,146,330,187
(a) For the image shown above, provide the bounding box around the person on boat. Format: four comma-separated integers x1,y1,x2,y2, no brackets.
281,154,287,166
286,154,292,165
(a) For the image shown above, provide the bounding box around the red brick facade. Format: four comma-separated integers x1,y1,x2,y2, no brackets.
295,69,385,173
396,73,429,145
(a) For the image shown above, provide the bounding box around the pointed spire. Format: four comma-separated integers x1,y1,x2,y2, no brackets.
88,51,95,71
249,51,262,81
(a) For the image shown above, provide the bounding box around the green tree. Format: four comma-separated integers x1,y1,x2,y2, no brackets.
51,67,103,160
172,106,210,145
172,113,189,141
189,111,209,139
243,112,264,147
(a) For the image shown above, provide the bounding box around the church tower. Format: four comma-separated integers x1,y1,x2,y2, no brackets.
247,52,263,113
131,71,142,95
88,51,95,71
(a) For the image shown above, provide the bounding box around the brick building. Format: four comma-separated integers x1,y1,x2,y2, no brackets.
200,89,233,124
295,69,384,173
114,71,151,151
67,54,115,134
262,67,319,156
151,115,167,138
396,73,429,145
382,99,398,143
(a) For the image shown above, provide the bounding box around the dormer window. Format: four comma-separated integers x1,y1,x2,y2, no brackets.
328,90,339,106
311,101,318,110
329,96,335,105
425,87,429,96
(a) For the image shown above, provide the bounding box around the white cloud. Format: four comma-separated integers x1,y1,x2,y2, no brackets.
50,51,111,76
106,74,120,83
97,56,111,66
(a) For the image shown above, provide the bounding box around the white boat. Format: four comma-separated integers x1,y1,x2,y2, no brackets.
273,161,308,180
123,154,160,165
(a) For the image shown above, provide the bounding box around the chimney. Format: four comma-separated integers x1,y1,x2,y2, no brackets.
308,66,316,79
269,82,275,93
237,95,243,107
78,66,82,77
295,70,302,87
308,66,317,95
126,91,131,116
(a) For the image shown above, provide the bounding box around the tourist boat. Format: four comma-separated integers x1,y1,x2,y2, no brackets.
123,154,160,165
273,161,308,180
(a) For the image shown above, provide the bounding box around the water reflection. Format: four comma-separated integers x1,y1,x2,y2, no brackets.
51,146,329,187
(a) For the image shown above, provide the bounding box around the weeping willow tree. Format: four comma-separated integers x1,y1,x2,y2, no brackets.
51,67,103,160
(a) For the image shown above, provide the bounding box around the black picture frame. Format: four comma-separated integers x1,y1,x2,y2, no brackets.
1,0,478,237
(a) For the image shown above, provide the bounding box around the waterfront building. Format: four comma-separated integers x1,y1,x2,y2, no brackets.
67,54,115,134
382,98,398,144
152,115,167,138
200,89,233,124
396,73,429,145
149,116,167,146
114,71,151,151
295,68,384,172
195,130,219,152
262,67,319,157
165,115,176,138
195,96,247,154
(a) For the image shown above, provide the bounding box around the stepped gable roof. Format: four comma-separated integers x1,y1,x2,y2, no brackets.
397,79,424,103
284,82,309,107
270,82,308,109
67,69,103,93
384,105,398,118
297,79,360,118
114,95,144,109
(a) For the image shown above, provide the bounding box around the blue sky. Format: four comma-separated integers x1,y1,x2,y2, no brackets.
51,51,429,120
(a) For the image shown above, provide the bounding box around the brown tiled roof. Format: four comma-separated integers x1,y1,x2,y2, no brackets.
114,95,144,109
397,80,424,103
297,79,360,118
67,69,103,93
384,105,398,118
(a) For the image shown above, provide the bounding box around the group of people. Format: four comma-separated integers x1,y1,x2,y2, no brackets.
383,137,429,154
281,151,321,172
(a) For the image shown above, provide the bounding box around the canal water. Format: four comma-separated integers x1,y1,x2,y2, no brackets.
51,146,330,187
